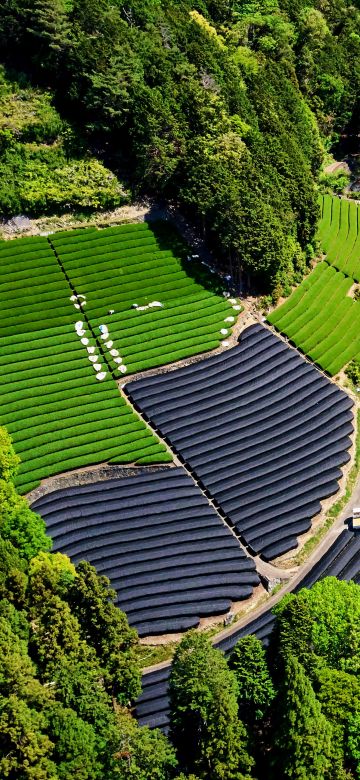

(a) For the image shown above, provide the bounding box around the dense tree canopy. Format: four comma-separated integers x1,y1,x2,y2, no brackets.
0,0,359,292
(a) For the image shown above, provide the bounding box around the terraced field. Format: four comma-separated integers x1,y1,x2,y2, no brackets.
127,324,353,560
268,196,360,375
267,262,360,375
0,220,238,493
0,235,169,494
52,222,238,375
318,193,360,278
32,468,259,637
136,527,360,730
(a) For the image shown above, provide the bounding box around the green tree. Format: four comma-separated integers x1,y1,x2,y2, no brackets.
0,429,20,482
314,666,360,780
0,538,27,606
169,631,254,779
28,551,76,603
109,709,178,780
0,694,57,780
272,654,332,780
0,481,51,560
347,714,360,779
67,561,141,704
275,578,360,675
48,705,101,780
229,635,275,722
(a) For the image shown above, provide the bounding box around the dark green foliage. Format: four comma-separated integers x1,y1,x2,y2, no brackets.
229,635,275,722
272,655,332,780
67,560,141,705
169,631,254,779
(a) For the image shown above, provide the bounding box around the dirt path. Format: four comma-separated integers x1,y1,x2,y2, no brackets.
26,462,175,505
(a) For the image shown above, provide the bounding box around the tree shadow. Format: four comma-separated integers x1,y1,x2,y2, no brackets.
144,215,229,298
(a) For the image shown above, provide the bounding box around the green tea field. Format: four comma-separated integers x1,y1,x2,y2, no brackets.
0,222,238,493
52,222,238,375
268,195,360,376
318,193,360,278
268,262,360,375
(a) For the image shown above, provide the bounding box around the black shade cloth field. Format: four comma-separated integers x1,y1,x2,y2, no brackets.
127,324,354,560
136,528,360,730
32,468,259,637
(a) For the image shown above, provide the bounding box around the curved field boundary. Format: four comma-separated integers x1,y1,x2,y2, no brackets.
136,527,360,730
127,324,353,560
32,468,259,637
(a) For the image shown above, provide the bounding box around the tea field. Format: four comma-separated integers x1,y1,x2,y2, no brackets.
52,221,238,375
267,262,360,375
268,195,360,375
318,193,360,278
0,221,238,493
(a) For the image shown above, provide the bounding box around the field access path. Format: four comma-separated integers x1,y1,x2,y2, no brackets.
47,236,115,381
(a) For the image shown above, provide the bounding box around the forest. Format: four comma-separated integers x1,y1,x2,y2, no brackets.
0,0,359,293
0,423,359,779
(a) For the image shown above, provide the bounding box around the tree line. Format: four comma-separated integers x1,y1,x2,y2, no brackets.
0,0,360,293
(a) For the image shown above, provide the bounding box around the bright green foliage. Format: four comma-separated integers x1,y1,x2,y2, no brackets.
0,695,57,780
0,428,20,482
0,68,127,217
0,234,169,493
272,590,316,670
275,578,360,675
110,710,178,780
52,221,236,375
0,480,51,560
28,551,76,602
314,667,360,779
229,635,275,721
272,655,332,780
169,631,254,780
348,715,360,778
29,594,91,672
